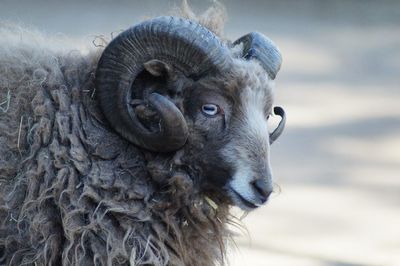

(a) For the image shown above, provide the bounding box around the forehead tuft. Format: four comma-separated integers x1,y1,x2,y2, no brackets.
226,59,274,110
196,58,275,110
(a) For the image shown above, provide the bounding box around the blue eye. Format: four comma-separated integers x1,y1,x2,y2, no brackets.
201,104,220,116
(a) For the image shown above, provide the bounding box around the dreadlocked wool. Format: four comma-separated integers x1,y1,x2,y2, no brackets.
0,3,242,266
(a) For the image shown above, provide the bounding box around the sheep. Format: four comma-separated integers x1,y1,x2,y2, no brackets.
0,4,286,266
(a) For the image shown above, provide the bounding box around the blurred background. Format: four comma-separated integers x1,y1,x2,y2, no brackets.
1,1,399,265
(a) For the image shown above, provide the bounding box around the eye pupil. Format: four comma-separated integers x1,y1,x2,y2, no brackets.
202,104,219,116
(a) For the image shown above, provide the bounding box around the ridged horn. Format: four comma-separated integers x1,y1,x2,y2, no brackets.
233,32,282,79
95,16,230,152
269,106,286,144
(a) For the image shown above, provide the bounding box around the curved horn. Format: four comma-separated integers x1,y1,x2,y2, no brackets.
269,106,286,144
233,32,282,80
96,16,230,152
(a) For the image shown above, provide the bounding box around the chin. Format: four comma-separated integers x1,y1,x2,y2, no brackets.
227,186,263,211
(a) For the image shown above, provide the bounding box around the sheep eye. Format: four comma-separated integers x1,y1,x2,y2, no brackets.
201,104,220,117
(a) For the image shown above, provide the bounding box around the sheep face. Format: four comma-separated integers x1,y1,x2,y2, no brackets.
138,59,277,211
183,61,276,210
95,16,285,211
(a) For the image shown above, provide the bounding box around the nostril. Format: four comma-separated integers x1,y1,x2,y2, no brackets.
252,179,272,202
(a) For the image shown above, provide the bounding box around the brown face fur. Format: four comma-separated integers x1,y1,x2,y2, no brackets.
140,58,275,210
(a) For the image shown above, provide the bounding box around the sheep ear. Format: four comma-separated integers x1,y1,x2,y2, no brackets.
143,59,173,77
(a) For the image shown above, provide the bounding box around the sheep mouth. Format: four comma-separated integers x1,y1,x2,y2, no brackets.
229,188,260,210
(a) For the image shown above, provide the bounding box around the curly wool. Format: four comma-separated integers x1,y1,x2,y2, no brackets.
0,4,241,266
0,30,230,266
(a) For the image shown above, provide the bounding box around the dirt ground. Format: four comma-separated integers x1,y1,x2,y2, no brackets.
1,1,399,265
